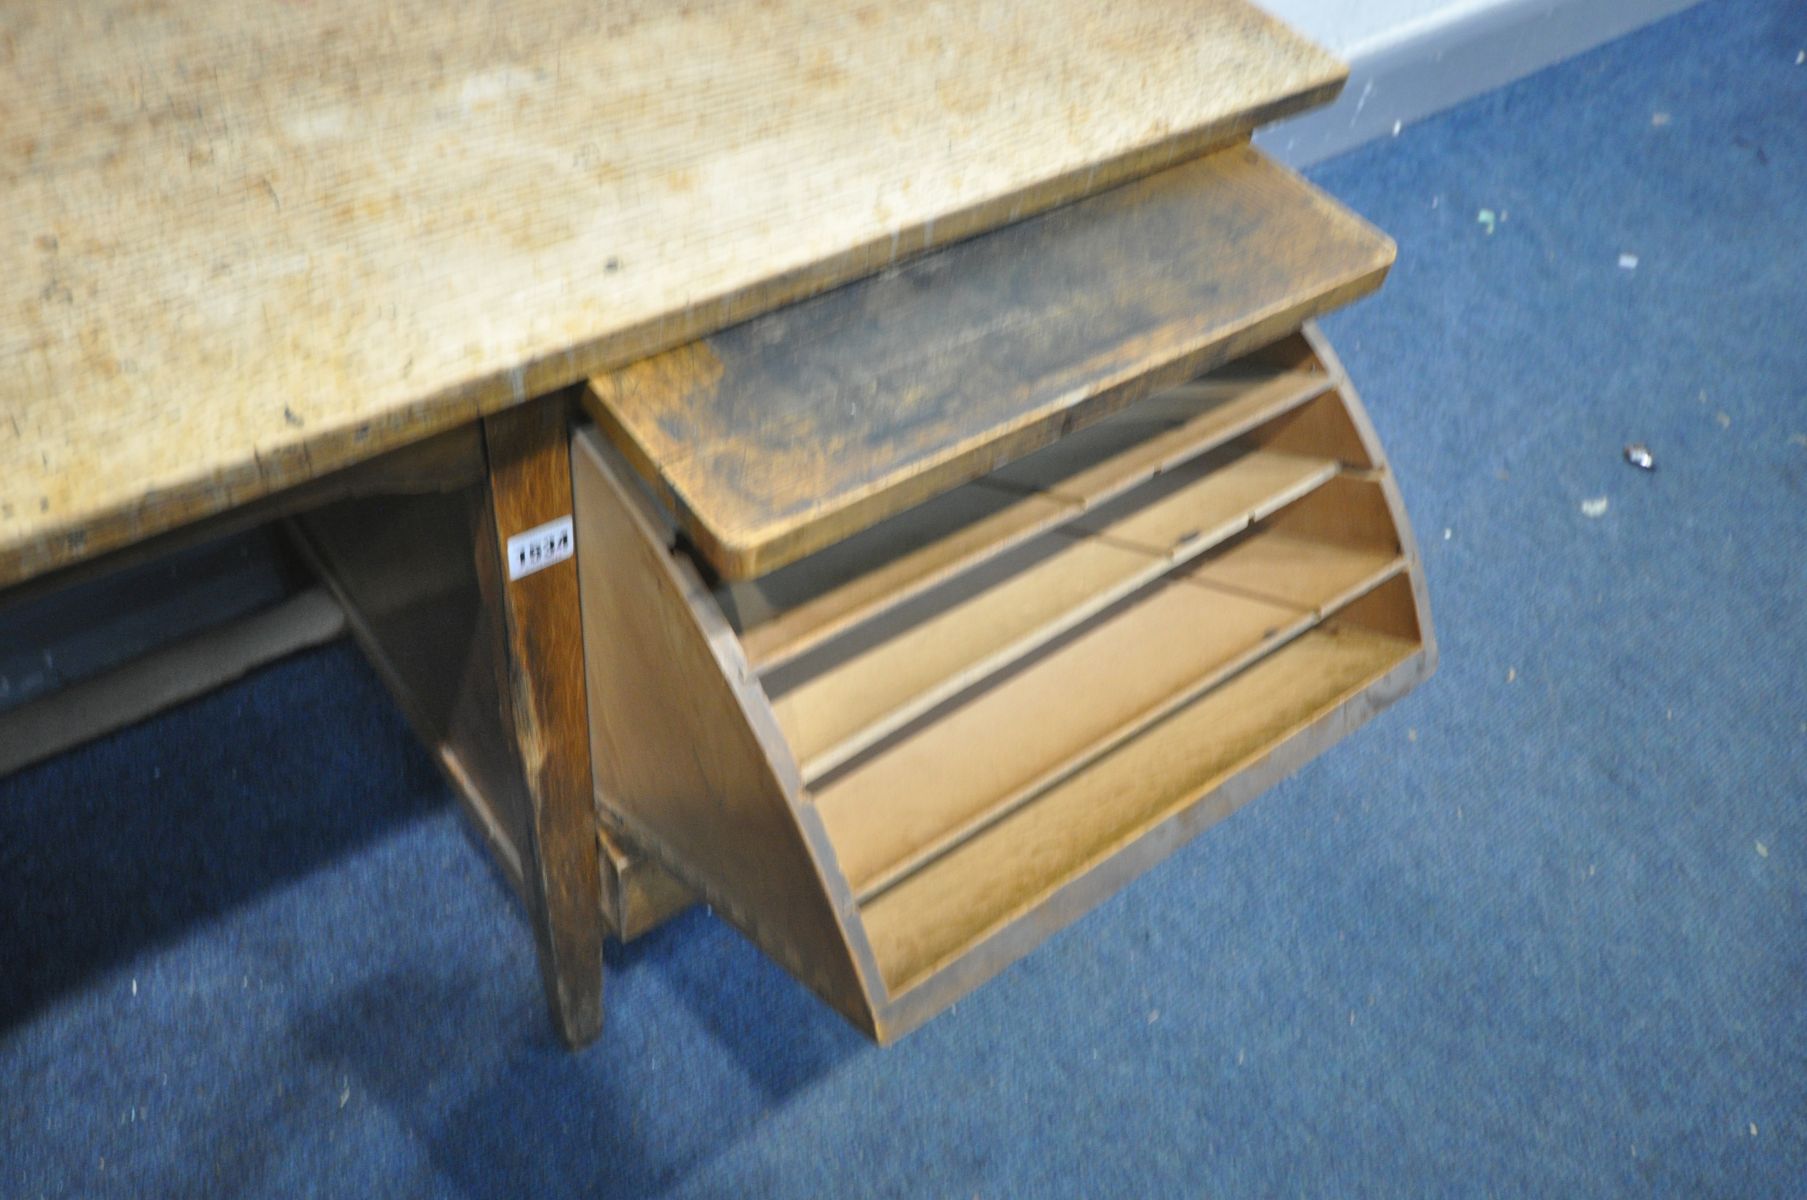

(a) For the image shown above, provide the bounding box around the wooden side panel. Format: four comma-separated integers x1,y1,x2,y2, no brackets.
570,430,876,1030
1300,323,1440,675
586,145,1394,578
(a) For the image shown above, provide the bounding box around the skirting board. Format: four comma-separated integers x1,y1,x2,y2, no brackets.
1256,0,1704,167
0,589,346,777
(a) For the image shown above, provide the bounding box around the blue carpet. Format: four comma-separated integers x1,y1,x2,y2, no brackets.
4,2,1803,1193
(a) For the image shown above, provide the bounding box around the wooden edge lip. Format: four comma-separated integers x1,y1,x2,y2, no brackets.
1260,11,1349,100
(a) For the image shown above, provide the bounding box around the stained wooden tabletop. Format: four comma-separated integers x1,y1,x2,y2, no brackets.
0,0,1342,585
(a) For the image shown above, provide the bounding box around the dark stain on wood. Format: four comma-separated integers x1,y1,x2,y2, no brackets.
586,145,1395,580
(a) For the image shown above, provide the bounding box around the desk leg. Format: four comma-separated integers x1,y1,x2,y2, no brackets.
297,400,689,1046
477,398,606,1047
295,405,607,1046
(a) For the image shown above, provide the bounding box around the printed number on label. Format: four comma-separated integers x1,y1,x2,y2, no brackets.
506,515,574,581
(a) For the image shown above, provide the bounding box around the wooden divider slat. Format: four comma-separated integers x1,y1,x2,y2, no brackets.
774,448,1338,780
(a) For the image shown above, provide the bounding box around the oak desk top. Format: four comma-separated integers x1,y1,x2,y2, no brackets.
0,0,1342,586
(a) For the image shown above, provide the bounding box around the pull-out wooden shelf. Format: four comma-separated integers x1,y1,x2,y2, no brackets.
584,144,1395,581
572,324,1435,1042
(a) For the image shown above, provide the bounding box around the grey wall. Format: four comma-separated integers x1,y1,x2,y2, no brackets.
1257,0,1704,165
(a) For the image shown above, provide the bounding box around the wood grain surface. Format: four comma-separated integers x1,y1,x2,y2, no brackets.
585,146,1392,579
0,0,1345,585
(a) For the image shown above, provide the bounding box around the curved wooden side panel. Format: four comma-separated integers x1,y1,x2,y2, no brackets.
1299,321,1439,672
570,430,881,1032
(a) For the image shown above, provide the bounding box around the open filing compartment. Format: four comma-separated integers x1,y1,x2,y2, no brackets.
572,145,1436,1041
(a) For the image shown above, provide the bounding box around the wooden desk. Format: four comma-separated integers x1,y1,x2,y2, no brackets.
2,0,1407,1046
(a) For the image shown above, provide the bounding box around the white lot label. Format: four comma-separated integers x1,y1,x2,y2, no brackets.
506,514,574,580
